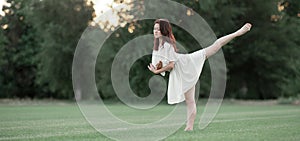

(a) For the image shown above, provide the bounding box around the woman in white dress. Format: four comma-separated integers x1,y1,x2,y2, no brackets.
148,19,252,131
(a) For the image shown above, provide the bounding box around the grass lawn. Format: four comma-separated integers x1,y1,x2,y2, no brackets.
0,99,299,141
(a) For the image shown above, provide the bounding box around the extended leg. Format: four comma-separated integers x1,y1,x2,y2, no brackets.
205,23,252,58
184,85,196,131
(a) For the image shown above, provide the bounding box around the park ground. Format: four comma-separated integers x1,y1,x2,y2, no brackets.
0,99,299,141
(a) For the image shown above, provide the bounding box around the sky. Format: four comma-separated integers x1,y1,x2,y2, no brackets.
0,0,130,30
0,0,121,17
0,0,11,16
91,0,129,29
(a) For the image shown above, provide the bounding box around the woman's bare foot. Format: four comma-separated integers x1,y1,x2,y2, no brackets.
235,23,252,36
184,126,193,131
184,110,196,131
184,119,195,131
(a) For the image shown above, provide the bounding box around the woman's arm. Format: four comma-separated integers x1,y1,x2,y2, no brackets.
148,61,175,74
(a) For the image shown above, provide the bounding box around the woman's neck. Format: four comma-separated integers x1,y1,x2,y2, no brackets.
159,37,163,46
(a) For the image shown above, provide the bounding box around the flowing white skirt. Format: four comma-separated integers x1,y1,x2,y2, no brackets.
167,49,206,104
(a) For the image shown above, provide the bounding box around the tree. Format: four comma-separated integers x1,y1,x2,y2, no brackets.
0,0,94,98
173,0,300,99
24,0,94,98
0,0,40,98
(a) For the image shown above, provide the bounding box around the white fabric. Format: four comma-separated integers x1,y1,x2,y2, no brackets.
151,42,206,104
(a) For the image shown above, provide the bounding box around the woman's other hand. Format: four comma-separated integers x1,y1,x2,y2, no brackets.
148,63,158,74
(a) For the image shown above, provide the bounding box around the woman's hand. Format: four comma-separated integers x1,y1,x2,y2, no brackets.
148,61,174,74
148,63,158,74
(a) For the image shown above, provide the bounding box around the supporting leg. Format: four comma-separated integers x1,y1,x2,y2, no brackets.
184,86,196,131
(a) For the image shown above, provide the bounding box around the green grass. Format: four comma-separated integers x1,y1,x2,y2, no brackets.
0,100,299,141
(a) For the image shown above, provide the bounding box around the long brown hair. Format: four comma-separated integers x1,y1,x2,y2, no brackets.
153,19,178,52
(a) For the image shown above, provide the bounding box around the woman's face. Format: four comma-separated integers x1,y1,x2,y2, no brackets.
153,23,162,39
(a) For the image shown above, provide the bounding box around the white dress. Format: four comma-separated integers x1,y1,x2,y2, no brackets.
152,42,206,104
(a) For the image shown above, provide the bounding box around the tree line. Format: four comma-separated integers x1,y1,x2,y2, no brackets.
0,0,299,100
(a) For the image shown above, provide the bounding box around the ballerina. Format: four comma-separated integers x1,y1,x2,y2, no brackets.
148,19,252,131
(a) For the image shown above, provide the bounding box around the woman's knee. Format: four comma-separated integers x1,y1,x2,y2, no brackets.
185,98,196,105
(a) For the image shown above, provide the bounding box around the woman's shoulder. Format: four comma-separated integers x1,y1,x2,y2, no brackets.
163,42,175,51
163,42,172,48
163,42,176,52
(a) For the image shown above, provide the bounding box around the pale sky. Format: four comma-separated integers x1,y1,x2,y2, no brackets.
91,0,128,28
1,0,129,30
0,0,122,17
0,0,11,16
